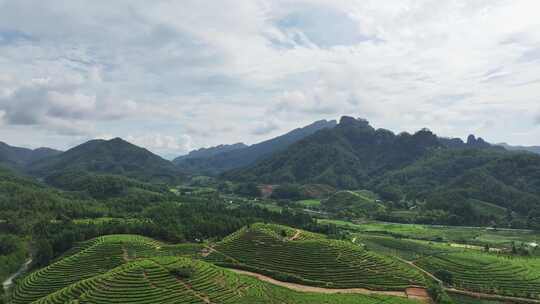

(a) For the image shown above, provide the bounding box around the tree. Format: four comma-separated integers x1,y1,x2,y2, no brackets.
235,182,261,197
271,184,303,200
434,270,453,285
35,239,53,267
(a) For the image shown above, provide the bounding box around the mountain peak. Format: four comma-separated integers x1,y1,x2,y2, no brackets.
28,137,182,183
339,116,371,127
338,116,374,133
467,134,490,148
108,137,129,144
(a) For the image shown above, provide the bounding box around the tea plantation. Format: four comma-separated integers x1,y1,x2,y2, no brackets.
416,252,540,299
9,234,420,304
205,223,427,290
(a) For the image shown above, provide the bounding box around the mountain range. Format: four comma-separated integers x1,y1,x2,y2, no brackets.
2,116,540,226
497,143,540,155
174,143,248,162
173,119,337,175
224,116,540,224
225,116,504,188
0,141,62,169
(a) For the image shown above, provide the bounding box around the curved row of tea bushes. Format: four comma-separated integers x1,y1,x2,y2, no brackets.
416,252,540,299
206,224,426,290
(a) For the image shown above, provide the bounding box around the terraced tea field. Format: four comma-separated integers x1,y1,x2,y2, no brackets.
10,235,207,304
205,223,427,291
416,252,540,299
357,235,454,261
10,234,419,304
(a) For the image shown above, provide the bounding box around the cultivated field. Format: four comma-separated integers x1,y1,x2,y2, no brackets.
9,234,419,304
205,223,427,291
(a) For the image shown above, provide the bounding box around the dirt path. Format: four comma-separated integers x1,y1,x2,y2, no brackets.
175,277,214,304
446,288,540,304
228,268,431,302
201,246,215,258
396,257,442,284
122,247,130,261
289,229,302,241
3,258,32,291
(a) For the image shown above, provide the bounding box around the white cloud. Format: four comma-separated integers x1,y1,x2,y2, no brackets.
0,0,540,154
126,134,193,155
252,121,279,136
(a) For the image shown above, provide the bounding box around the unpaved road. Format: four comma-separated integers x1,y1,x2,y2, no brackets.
3,258,32,291
228,268,432,302
289,229,302,241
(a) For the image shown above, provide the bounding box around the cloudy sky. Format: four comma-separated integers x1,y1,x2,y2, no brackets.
1,0,539,158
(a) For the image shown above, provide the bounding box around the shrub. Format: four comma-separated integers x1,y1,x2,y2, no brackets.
170,266,194,279
434,270,453,285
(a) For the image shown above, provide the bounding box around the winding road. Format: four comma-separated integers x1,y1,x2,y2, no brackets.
3,258,32,291
228,268,431,303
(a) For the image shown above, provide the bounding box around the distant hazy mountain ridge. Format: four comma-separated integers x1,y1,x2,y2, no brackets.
173,119,338,175
174,143,247,162
497,143,540,155
0,141,62,169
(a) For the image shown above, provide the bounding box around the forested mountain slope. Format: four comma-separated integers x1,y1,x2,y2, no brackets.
0,141,61,170
498,142,540,155
174,119,337,175
174,143,248,162
370,149,540,226
226,116,441,188
28,138,182,183
226,117,540,226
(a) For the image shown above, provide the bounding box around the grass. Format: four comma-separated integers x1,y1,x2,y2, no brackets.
205,223,426,290
469,199,507,219
11,234,417,304
296,199,321,207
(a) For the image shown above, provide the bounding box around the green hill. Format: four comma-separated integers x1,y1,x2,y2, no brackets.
205,223,426,290
322,190,385,218
370,149,540,226
28,138,183,183
225,116,441,188
10,234,418,304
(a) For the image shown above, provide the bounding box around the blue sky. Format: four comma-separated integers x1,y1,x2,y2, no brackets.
0,0,539,157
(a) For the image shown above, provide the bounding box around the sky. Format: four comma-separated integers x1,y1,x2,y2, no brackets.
0,0,539,158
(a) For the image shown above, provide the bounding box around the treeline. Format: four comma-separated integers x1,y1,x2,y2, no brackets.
30,199,315,267
0,166,317,268
45,170,169,199
0,234,26,287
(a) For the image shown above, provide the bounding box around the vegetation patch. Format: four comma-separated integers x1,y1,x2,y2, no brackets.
205,223,426,291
